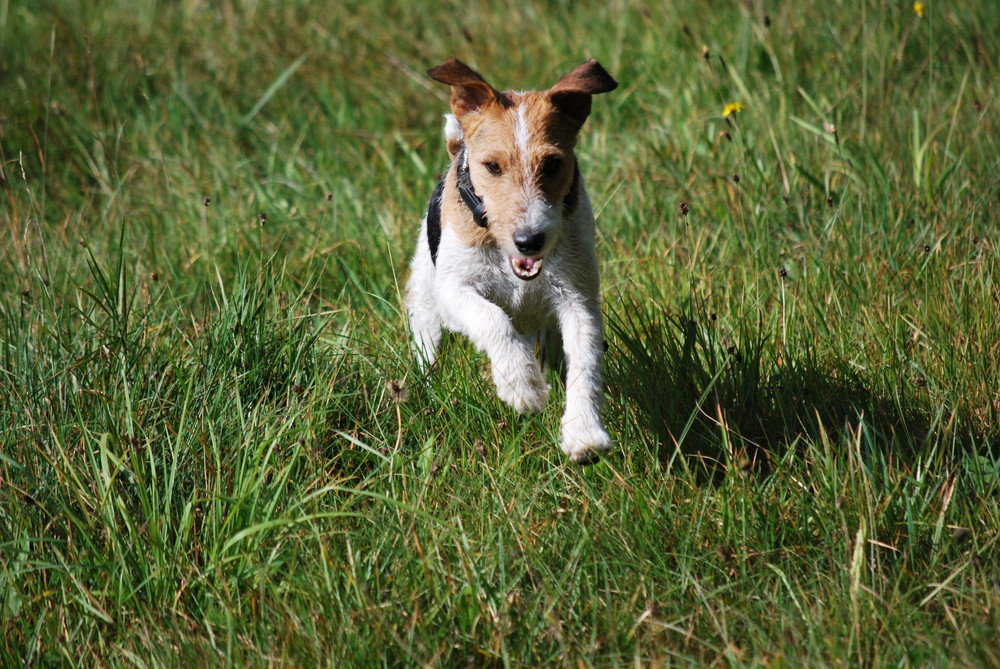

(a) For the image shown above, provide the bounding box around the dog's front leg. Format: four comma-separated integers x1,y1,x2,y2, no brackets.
440,287,550,414
555,293,612,462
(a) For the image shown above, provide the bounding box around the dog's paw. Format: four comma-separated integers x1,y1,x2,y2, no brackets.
493,361,550,414
560,420,612,463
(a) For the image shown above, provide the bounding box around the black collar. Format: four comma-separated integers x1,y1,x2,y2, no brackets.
456,147,489,228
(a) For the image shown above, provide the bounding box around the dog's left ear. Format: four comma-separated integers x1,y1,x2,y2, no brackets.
547,60,618,127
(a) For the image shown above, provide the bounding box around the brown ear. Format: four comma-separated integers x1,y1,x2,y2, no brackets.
428,57,507,117
547,59,618,125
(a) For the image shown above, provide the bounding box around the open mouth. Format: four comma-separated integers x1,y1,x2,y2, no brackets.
509,255,544,281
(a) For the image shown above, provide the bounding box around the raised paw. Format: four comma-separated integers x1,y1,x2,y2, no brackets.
560,420,612,463
493,359,550,414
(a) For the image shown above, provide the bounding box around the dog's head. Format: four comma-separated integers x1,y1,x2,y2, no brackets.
428,58,617,281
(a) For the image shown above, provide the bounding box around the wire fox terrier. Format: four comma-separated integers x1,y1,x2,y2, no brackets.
406,57,617,462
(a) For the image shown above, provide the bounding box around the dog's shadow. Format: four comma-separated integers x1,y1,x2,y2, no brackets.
605,305,991,476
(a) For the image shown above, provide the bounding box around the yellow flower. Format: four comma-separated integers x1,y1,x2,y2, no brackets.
722,102,744,117
913,2,924,18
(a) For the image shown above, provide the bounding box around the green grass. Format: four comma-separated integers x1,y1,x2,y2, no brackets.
2,0,999,665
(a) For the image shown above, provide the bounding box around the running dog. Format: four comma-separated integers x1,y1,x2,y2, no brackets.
406,57,617,462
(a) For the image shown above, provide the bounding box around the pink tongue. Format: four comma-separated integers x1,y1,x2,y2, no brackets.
518,257,539,272
510,255,542,279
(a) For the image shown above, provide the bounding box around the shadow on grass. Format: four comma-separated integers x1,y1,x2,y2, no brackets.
606,304,992,477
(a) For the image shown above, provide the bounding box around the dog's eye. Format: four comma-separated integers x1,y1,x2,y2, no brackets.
484,161,503,176
541,156,562,177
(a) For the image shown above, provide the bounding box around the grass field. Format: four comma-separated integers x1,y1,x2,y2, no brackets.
2,0,999,665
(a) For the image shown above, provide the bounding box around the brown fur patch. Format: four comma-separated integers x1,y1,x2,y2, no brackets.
548,59,618,125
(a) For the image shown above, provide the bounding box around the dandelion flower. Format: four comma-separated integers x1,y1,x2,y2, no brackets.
723,102,744,117
913,2,924,17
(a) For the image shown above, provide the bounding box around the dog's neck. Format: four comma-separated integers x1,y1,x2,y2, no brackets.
456,146,489,229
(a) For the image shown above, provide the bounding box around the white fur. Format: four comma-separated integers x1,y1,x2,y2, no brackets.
405,128,611,463
444,113,463,144
514,104,531,161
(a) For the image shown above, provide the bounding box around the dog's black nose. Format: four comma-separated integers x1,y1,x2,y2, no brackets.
513,230,545,255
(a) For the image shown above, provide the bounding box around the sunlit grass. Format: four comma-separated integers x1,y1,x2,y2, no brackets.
2,0,999,665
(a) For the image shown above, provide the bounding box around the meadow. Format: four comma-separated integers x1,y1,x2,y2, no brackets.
2,0,999,665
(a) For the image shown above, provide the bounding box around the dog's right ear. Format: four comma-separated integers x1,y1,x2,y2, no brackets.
428,58,507,118
547,59,618,128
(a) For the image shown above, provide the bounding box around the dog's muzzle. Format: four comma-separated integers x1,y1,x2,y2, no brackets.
510,229,546,280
